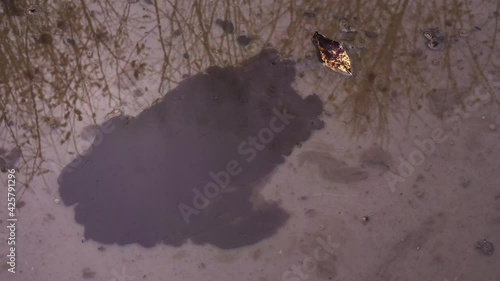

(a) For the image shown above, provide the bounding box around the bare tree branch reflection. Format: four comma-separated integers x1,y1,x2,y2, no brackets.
0,0,498,194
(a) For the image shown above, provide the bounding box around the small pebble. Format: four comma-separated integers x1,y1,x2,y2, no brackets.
422,28,445,51
459,29,469,38
416,191,424,198
364,30,379,39
489,124,497,131
26,5,41,16
427,40,444,51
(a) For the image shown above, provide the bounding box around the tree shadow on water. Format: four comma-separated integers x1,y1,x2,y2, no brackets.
58,48,324,249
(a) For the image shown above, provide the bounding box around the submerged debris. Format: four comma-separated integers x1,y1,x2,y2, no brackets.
312,31,353,76
303,11,317,19
475,239,494,256
421,28,446,51
25,5,41,16
338,18,357,33
95,30,111,42
66,38,76,46
105,108,123,120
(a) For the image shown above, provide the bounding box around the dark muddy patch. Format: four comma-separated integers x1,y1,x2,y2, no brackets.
0,0,24,16
58,49,324,249
236,35,252,46
296,232,338,280
215,19,235,34
0,147,22,172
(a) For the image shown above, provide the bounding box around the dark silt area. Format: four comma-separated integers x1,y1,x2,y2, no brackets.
215,19,235,34
58,49,324,249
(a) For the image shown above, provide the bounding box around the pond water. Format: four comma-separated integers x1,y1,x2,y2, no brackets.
0,0,499,281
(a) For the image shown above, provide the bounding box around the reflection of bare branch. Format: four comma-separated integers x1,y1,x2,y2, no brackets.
0,0,498,191
153,0,170,94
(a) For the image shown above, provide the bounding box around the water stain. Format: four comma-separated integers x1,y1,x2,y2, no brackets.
371,213,446,281
297,232,338,280
298,151,368,184
360,145,393,172
58,49,324,249
82,267,96,279
426,87,468,119
80,125,101,142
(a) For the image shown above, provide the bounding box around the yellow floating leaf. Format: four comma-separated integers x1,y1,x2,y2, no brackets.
312,31,353,76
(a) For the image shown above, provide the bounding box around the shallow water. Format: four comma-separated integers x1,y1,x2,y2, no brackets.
0,0,499,280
